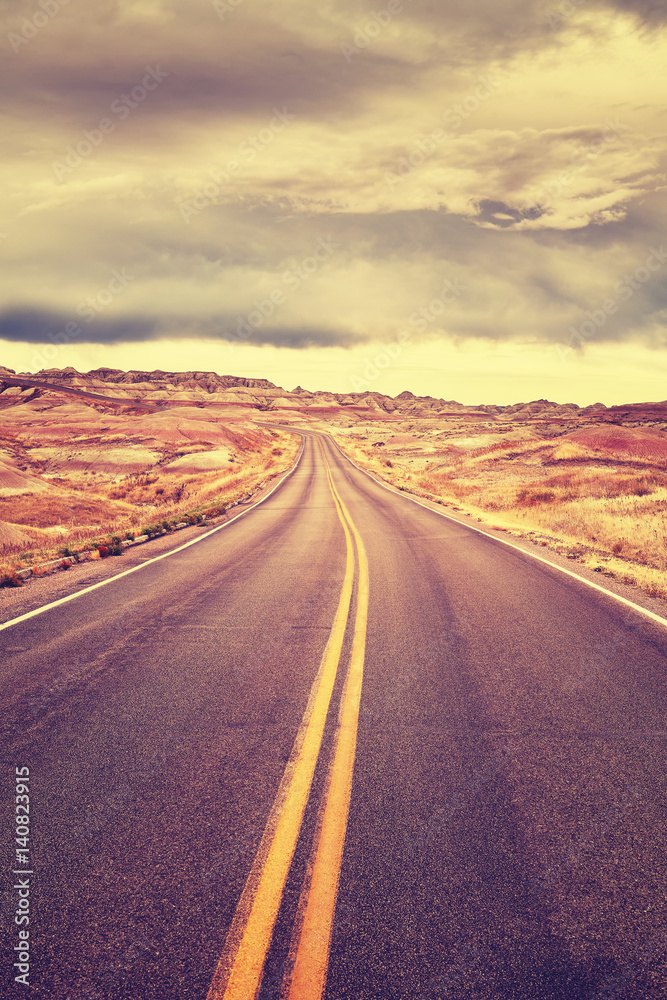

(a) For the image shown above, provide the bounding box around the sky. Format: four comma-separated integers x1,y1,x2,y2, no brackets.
1,0,666,405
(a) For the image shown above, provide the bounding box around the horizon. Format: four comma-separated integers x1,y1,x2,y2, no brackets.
1,362,659,411
1,3,667,407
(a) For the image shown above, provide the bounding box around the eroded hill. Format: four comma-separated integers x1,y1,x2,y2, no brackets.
2,364,667,600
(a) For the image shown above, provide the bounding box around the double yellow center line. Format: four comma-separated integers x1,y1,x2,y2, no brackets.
206,439,369,1000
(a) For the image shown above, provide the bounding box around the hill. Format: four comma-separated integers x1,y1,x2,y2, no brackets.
1,365,666,603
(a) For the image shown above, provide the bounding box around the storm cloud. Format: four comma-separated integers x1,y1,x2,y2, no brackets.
1,0,666,402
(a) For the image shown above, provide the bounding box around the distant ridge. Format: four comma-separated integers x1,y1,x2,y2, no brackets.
2,365,662,422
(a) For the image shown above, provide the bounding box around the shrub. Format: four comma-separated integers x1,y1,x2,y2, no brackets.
98,545,110,558
516,488,556,507
107,536,123,555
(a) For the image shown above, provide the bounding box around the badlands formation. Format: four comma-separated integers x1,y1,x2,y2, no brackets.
1,365,667,602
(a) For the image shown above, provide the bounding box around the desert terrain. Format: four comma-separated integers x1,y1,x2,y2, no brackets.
331,411,667,602
0,366,301,583
1,364,666,601
3,365,667,999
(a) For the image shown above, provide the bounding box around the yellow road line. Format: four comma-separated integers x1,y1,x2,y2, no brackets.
206,443,355,1000
284,449,370,1000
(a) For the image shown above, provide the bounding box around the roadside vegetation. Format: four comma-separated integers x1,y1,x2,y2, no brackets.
0,425,299,586
332,419,667,602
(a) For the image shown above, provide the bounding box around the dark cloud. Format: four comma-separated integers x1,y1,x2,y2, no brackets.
0,308,161,344
606,0,667,25
536,192,667,250
214,324,362,349
0,7,428,131
1,0,665,389
9,0,664,142
3,0,665,134
0,306,362,350
474,198,545,227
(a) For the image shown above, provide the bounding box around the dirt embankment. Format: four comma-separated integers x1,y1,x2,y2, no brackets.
0,394,300,583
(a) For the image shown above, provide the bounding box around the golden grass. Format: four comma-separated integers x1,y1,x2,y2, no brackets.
0,428,299,583
332,421,667,603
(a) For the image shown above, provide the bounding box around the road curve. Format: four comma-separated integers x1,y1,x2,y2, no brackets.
1,430,667,999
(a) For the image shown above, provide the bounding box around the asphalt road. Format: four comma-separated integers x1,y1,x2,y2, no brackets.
2,431,667,999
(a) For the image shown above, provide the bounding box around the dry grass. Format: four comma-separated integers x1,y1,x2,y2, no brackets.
0,410,299,583
332,419,667,603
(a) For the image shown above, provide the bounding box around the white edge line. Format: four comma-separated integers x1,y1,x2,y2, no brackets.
325,433,667,631
0,436,306,634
